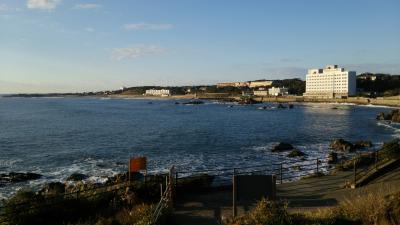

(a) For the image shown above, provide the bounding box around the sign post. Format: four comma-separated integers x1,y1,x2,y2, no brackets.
232,168,237,218
128,156,147,183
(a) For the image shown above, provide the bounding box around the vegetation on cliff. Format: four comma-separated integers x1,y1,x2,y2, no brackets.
0,177,171,225
226,190,400,225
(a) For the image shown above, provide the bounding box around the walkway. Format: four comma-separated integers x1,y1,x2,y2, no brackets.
169,168,400,225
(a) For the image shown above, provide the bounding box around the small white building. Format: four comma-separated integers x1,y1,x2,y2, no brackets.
253,90,269,96
145,89,171,97
268,87,289,96
304,65,356,98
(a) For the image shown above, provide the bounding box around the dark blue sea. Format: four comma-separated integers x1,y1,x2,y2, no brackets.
0,97,399,199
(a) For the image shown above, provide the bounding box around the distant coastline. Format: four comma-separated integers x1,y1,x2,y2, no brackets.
3,93,399,108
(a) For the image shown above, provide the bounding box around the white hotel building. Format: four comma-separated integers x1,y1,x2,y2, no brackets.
304,65,356,99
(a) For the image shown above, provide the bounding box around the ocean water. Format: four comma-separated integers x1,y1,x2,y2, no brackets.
0,97,399,199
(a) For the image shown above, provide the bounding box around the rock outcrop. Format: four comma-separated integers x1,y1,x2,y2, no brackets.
392,110,400,123
0,172,42,183
287,149,306,158
181,100,205,105
328,152,338,164
40,182,66,196
277,103,287,109
238,98,261,105
330,139,354,152
66,173,88,182
272,142,294,152
376,110,400,123
354,140,373,149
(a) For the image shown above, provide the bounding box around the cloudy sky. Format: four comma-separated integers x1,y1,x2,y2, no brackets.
0,0,399,93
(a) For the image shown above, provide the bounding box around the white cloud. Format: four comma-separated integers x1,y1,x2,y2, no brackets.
85,27,95,32
123,23,173,31
27,0,61,10
75,3,101,9
111,45,166,61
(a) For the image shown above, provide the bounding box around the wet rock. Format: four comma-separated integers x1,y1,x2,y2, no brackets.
376,112,387,120
182,100,204,105
392,110,400,123
66,173,88,182
40,182,66,196
354,140,373,149
376,110,400,122
328,152,338,164
272,142,294,152
238,98,261,105
277,103,287,109
330,139,354,152
287,149,306,158
0,172,42,183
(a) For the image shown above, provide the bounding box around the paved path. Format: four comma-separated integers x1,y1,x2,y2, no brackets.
169,168,400,225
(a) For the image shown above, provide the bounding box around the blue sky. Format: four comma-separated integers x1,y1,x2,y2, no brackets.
0,0,399,93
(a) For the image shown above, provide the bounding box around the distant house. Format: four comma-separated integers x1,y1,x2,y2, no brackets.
358,73,377,81
145,89,171,97
253,90,269,96
217,82,236,88
249,80,273,88
242,90,253,97
234,82,250,87
268,87,289,96
217,82,249,88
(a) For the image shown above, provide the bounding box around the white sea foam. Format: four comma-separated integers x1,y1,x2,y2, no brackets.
360,104,398,109
0,158,23,168
377,121,400,138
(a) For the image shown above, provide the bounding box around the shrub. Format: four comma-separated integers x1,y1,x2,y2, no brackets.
380,139,400,159
227,199,292,225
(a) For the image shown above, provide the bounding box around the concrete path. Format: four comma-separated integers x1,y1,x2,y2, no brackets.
169,168,400,225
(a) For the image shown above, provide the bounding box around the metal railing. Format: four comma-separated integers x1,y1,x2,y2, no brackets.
174,155,332,189
150,166,175,225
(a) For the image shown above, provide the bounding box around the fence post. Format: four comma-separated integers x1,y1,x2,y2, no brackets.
316,158,319,174
160,183,163,199
232,168,237,218
279,163,283,184
175,172,178,188
165,175,168,192
353,159,357,188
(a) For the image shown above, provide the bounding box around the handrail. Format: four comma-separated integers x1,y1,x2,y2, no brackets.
149,166,175,225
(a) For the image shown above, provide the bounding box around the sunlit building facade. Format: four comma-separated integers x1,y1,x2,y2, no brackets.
304,65,356,98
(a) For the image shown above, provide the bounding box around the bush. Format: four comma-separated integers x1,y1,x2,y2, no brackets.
226,191,400,225
227,199,292,225
336,153,375,171
380,139,400,159
0,181,162,225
